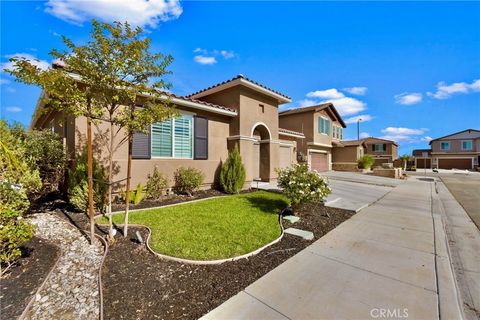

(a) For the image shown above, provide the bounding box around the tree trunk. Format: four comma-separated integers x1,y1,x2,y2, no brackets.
123,132,133,237
108,120,114,238
86,115,95,245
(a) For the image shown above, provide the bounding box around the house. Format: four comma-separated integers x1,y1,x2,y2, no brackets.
414,129,480,170
412,149,432,169
278,103,347,172
331,137,398,170
31,74,307,189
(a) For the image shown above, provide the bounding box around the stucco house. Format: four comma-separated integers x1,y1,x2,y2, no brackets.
413,129,480,170
278,103,347,172
31,74,310,190
331,137,398,170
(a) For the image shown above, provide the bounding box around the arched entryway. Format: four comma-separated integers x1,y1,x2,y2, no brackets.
251,123,271,181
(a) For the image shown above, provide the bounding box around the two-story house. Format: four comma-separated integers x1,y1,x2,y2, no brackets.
414,129,480,170
32,74,308,190
331,137,398,170
278,103,346,172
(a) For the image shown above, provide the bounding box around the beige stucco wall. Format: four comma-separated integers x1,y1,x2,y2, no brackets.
431,139,479,153
71,105,232,191
364,143,398,161
279,111,313,155
332,145,361,163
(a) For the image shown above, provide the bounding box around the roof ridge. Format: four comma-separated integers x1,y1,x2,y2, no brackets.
187,74,291,100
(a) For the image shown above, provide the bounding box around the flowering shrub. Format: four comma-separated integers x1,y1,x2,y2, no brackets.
174,167,204,196
277,164,331,206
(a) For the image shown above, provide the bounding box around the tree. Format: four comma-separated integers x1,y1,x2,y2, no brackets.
5,19,176,241
220,144,246,194
399,154,410,171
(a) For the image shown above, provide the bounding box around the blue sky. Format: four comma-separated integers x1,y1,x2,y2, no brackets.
1,1,479,155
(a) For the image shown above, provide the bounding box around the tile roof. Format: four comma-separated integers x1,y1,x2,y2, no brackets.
187,74,291,100
279,128,305,138
279,103,347,128
167,92,237,114
361,137,398,146
339,140,365,147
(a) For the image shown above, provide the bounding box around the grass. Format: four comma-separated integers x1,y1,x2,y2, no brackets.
97,191,288,260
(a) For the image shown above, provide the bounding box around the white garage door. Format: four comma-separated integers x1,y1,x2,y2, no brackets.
311,152,329,172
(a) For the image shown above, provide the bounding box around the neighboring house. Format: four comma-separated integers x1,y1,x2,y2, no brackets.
279,103,346,172
32,74,303,189
414,129,480,170
331,139,366,171
412,149,432,169
331,137,398,170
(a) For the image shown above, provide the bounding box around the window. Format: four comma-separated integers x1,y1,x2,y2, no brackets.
461,140,473,150
152,114,193,158
259,104,265,113
373,144,385,152
440,141,450,150
318,117,330,135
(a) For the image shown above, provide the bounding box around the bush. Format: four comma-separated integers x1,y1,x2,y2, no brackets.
22,130,66,195
145,167,168,199
174,167,204,196
68,148,108,213
277,164,331,206
358,154,375,169
0,184,35,274
220,144,246,194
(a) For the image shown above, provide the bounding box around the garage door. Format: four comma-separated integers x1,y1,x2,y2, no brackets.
438,158,472,170
278,146,292,169
311,152,328,172
416,158,431,169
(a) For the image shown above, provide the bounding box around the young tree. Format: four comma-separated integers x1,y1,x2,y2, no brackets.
6,19,176,241
399,154,410,171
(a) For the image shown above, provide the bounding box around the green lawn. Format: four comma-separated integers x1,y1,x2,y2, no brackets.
98,191,288,260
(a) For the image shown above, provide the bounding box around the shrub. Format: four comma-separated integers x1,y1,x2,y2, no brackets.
145,167,168,199
0,184,35,274
358,154,375,169
277,164,331,206
174,167,204,196
220,144,246,194
22,129,66,195
68,148,108,213
123,183,145,204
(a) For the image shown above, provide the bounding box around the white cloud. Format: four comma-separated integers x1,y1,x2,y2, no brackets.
421,136,433,142
394,92,423,105
344,114,373,124
0,77,10,85
297,99,318,108
306,88,344,99
359,132,370,139
343,86,367,95
194,55,217,65
427,79,480,99
379,127,428,144
324,97,366,116
44,0,182,29
381,127,426,135
193,48,236,64
1,53,50,72
6,106,22,113
6,87,16,93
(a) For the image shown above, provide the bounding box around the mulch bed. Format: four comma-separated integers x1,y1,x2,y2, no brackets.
0,237,60,320
100,203,354,320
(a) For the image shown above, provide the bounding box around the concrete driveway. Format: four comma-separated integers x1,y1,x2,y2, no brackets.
326,180,392,212
322,170,404,187
203,179,463,320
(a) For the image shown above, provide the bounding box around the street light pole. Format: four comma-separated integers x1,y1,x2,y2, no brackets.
357,118,362,140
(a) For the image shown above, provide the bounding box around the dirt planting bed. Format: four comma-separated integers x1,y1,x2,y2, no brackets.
0,237,60,320
100,204,353,320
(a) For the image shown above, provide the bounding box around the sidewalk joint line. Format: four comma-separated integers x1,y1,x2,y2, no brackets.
243,291,293,320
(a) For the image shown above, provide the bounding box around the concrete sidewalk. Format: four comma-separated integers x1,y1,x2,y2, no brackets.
203,179,462,320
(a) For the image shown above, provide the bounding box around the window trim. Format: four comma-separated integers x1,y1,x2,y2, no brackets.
440,141,450,151
318,116,330,136
373,143,384,152
461,140,473,151
151,111,195,159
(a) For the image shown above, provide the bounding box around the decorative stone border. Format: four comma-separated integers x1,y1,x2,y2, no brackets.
19,217,109,320
102,214,285,265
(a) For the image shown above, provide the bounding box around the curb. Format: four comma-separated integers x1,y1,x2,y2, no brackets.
106,214,285,265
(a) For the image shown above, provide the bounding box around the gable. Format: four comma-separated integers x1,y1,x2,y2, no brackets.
434,130,480,141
